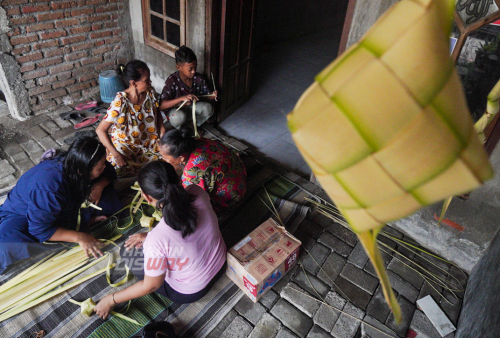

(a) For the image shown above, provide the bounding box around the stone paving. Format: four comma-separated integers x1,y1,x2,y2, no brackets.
206,208,466,338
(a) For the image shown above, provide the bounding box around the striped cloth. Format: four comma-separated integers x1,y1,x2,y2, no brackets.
0,160,310,338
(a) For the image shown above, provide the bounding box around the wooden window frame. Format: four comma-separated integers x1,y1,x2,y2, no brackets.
142,0,186,57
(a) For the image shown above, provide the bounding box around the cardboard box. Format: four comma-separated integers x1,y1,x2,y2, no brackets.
226,218,301,302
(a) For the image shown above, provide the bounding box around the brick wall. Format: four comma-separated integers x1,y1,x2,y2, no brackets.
2,0,133,115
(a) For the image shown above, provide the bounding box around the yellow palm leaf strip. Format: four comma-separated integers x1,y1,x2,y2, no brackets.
437,196,453,226
475,77,500,143
106,254,130,287
192,100,199,138
0,251,61,294
357,229,401,323
68,298,141,325
0,261,113,322
176,100,188,111
0,251,87,303
118,188,142,230
0,254,89,312
132,196,144,214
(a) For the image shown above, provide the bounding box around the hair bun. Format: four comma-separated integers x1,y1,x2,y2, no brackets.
180,127,193,139
116,64,125,75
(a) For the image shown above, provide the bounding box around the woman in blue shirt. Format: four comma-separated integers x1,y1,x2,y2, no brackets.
0,137,122,274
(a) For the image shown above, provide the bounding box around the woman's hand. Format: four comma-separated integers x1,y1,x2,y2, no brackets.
94,294,115,320
76,232,104,258
124,233,148,250
212,90,218,101
113,152,127,167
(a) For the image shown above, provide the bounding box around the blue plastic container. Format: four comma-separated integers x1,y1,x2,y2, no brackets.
99,70,126,103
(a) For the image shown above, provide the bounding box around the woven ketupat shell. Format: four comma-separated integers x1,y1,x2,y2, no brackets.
288,0,494,233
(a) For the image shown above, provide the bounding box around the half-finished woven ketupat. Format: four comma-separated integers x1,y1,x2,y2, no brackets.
287,0,493,322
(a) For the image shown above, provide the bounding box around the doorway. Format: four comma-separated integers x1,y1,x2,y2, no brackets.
215,0,349,177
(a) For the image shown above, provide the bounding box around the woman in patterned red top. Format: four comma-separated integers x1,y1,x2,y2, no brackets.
158,128,246,212
96,60,165,177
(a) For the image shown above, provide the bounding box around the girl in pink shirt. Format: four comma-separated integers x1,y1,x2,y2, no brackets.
94,161,226,319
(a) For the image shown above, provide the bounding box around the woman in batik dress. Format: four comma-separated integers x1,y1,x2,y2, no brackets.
97,60,166,177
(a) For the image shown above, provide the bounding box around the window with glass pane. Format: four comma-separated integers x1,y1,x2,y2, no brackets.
142,0,185,57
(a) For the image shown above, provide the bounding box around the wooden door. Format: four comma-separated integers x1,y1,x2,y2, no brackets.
207,0,256,122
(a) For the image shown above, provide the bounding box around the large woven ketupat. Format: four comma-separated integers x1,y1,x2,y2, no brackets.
287,0,494,322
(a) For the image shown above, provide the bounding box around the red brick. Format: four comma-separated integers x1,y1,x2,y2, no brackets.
61,35,86,45
36,57,63,68
2,0,28,4
12,46,31,55
20,63,36,73
88,14,110,23
37,74,58,85
90,30,112,39
55,18,80,28
50,63,74,74
10,34,38,46
51,1,75,10
42,88,67,100
6,7,21,15
64,51,88,61
67,82,91,93
72,42,94,51
95,4,117,13
10,16,36,26
78,73,98,82
22,4,49,13
69,26,92,35
26,22,54,33
95,60,114,71
111,28,122,36
16,52,43,63
92,46,113,56
104,36,121,44
80,55,103,66
22,69,48,81
91,24,102,30
94,40,105,47
33,40,59,50
103,21,118,29
86,0,107,4
71,65,93,76
40,30,66,40
71,8,94,16
52,78,76,89
32,100,54,112
28,85,52,96
7,28,21,37
44,47,70,58
57,72,72,80
37,12,65,22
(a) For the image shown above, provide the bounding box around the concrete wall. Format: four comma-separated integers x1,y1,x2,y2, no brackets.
345,0,398,48
129,0,206,93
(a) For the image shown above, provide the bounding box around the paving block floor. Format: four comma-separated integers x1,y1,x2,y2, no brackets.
206,209,466,338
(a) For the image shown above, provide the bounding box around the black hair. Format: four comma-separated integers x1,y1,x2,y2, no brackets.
158,127,196,158
175,46,197,65
138,161,197,237
116,60,149,86
62,137,107,204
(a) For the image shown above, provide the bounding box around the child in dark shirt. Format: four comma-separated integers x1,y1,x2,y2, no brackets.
160,46,217,130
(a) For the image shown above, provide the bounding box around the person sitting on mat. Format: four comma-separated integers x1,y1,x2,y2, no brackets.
0,137,122,274
158,128,247,212
159,46,217,131
94,161,226,316
96,60,165,177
